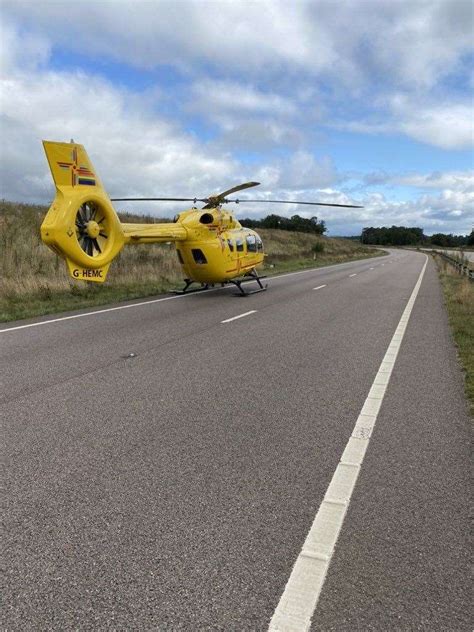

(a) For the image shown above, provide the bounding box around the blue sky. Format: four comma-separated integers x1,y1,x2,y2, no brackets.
1,0,473,235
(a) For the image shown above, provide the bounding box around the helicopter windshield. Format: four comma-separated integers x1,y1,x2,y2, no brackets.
246,235,257,252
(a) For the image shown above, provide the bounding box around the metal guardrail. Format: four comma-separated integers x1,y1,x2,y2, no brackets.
432,250,474,281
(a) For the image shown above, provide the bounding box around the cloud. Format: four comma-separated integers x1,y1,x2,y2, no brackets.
333,96,474,150
0,4,472,236
0,64,240,206
0,17,50,75
3,0,472,90
395,170,474,191
190,80,296,117
391,95,474,150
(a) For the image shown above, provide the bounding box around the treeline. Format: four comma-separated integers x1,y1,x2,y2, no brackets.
429,232,474,247
240,214,327,234
361,226,474,247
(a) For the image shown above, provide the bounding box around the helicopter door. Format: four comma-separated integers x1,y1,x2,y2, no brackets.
234,237,245,274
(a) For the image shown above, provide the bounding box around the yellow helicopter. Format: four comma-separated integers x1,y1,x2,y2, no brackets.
40,141,362,295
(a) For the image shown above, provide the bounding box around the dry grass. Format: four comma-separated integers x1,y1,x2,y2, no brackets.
1,200,382,321
435,255,474,416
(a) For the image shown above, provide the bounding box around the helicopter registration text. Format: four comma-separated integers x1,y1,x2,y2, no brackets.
73,268,103,279
66,259,110,283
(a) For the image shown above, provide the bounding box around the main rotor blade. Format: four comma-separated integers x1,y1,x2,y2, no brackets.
215,181,260,200
110,192,363,208
228,199,364,208
110,197,206,202
202,181,261,209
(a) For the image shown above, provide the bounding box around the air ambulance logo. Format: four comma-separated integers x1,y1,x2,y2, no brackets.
57,147,96,186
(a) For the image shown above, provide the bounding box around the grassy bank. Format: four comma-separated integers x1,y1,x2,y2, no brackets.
1,200,382,322
434,255,473,416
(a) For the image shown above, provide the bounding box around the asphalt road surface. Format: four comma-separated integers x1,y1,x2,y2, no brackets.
2,250,471,631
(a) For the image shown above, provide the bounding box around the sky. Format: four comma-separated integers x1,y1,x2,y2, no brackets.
1,0,473,236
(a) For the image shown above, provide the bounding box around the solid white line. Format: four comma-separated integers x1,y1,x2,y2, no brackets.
0,255,392,334
313,285,327,290
221,310,257,323
349,273,357,277
269,255,428,632
0,292,209,333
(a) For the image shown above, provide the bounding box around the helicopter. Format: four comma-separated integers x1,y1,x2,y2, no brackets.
40,141,362,295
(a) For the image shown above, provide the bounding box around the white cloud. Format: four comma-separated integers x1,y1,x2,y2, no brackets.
190,80,296,117
0,4,472,236
0,67,241,207
391,95,474,150
395,170,474,191
3,0,472,90
333,96,474,150
0,17,50,75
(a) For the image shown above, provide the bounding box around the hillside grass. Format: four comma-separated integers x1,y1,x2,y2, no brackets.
434,255,474,416
1,200,382,322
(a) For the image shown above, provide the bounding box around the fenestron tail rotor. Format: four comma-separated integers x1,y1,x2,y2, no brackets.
75,201,109,258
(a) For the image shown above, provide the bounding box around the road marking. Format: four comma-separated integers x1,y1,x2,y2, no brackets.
0,292,209,333
369,267,374,270
269,255,428,632
349,273,357,277
313,285,327,290
0,255,394,334
221,310,257,323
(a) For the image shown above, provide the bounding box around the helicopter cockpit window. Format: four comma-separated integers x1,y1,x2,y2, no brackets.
256,237,263,252
227,239,234,252
236,238,244,252
192,248,207,264
246,235,257,252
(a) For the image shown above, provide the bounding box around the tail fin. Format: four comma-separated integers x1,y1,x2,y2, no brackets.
41,141,124,282
43,141,103,190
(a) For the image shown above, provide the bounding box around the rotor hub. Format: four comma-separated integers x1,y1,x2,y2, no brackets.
85,220,100,238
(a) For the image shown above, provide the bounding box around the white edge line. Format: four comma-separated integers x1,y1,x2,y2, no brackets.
313,285,327,290
221,310,257,323
268,255,428,632
0,255,391,334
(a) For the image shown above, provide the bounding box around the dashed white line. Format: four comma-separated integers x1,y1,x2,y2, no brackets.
221,310,257,323
269,255,428,632
313,285,327,291
349,273,357,277
369,267,374,270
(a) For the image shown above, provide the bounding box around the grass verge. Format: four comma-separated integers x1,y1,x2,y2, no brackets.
434,255,473,416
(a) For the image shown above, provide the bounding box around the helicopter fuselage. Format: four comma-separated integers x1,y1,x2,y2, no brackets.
163,208,265,284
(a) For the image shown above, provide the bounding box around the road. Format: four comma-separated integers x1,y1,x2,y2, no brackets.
2,250,471,631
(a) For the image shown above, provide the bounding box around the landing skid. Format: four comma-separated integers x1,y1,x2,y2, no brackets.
230,269,268,296
171,279,210,295
172,270,267,297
